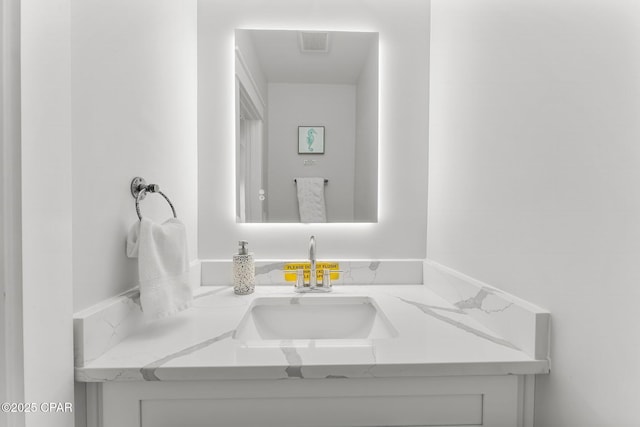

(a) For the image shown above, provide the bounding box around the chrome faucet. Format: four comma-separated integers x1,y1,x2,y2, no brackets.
309,235,317,288
294,235,333,293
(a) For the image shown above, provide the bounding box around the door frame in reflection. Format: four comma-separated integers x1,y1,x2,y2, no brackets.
236,80,266,223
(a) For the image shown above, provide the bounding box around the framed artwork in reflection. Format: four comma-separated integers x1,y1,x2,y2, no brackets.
298,126,325,154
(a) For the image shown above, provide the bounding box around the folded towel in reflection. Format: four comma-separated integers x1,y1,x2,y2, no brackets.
295,177,327,223
126,218,192,319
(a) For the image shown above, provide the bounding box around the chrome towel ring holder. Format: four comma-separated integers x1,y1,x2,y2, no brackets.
130,177,177,221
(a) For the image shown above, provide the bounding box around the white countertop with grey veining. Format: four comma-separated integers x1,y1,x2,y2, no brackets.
74,285,549,382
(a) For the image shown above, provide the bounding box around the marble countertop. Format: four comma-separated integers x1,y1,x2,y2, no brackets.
75,285,550,382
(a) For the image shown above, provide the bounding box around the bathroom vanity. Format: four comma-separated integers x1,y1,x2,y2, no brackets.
74,262,550,427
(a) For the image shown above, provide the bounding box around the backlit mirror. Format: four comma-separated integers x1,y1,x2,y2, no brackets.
235,29,378,223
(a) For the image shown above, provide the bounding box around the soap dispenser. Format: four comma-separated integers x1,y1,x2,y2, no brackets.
233,240,255,295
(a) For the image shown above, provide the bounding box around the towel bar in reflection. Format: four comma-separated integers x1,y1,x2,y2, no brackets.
130,177,177,220
294,179,328,184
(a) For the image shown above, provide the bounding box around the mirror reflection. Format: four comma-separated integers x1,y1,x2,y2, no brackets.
235,29,379,223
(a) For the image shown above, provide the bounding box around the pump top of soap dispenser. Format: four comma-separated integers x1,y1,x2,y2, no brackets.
238,240,249,255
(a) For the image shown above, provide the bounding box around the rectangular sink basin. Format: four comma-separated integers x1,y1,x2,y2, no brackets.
233,296,397,342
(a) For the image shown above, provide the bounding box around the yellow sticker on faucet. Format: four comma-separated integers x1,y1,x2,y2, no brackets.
283,262,340,282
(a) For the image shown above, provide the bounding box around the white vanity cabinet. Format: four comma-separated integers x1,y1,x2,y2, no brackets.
94,375,535,427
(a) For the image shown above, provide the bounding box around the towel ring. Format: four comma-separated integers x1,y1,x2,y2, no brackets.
130,177,177,221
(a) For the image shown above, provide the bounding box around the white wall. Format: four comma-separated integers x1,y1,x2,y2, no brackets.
428,1,640,426
267,83,356,222
71,0,198,311
354,40,379,222
21,0,74,425
1,0,23,423
199,0,430,260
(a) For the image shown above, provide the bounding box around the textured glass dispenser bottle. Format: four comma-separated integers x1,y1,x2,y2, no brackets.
233,240,255,295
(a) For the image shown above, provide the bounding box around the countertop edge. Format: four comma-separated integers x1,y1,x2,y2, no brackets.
75,360,550,383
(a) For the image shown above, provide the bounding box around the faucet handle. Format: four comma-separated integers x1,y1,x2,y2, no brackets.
295,269,305,288
322,270,332,288
321,269,343,288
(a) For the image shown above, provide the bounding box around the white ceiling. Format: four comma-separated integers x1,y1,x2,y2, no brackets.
245,29,378,84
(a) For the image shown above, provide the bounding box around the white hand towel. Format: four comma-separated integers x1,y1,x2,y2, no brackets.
126,217,192,319
295,177,327,223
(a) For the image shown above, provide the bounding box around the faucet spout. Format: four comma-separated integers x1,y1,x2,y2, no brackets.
309,235,317,287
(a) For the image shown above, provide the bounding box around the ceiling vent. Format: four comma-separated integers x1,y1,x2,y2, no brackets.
299,31,330,53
